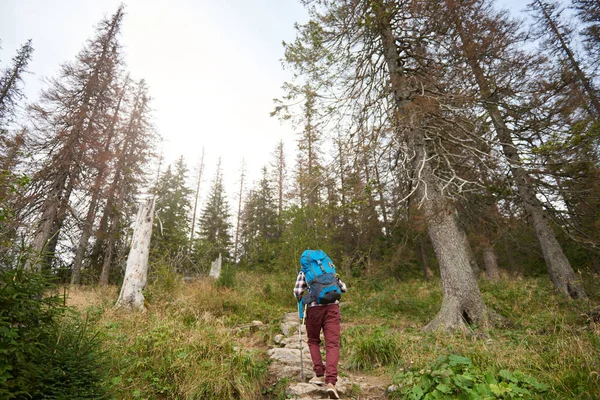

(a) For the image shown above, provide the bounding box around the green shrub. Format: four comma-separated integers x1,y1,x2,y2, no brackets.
0,269,107,399
216,264,236,289
392,354,550,399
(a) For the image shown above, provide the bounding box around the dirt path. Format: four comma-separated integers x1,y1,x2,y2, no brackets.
267,312,388,399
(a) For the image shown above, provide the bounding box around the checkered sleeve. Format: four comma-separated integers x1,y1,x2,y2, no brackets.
293,271,307,300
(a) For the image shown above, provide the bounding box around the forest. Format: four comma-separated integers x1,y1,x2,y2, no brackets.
1,0,599,399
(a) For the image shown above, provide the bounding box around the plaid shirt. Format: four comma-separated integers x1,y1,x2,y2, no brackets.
293,270,347,306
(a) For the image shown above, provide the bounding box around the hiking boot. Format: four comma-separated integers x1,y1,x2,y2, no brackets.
309,375,325,385
327,383,340,399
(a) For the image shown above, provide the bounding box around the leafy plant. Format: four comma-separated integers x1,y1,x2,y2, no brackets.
392,354,549,399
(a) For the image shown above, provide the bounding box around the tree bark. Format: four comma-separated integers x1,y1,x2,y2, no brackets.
116,198,155,312
418,235,434,280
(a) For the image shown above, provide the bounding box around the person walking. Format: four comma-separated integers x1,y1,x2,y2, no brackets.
293,251,347,399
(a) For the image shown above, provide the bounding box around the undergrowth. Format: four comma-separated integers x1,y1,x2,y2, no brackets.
48,266,600,399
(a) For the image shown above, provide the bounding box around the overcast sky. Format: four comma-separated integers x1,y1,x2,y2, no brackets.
0,0,534,207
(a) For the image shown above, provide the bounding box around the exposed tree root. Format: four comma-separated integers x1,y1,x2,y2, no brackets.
423,298,511,334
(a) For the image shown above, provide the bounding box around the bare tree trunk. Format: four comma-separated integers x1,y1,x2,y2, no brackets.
465,238,481,277
482,245,500,281
233,160,245,263
115,198,155,311
373,160,390,236
189,148,205,244
448,0,587,299
25,192,59,271
209,253,222,279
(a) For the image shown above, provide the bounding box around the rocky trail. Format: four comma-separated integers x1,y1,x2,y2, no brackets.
266,312,388,399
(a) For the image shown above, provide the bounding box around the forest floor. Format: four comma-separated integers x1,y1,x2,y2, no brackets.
65,269,600,399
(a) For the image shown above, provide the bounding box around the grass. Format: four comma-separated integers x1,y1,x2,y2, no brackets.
63,267,599,399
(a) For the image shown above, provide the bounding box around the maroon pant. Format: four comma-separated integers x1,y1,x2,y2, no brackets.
305,304,341,385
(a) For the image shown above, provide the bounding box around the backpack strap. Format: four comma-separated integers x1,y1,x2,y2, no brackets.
306,251,320,280
316,259,326,274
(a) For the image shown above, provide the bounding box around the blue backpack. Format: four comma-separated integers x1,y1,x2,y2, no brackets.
299,249,342,305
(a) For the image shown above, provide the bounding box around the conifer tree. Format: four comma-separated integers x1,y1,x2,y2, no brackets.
0,41,33,260
233,160,245,262
280,0,498,332
572,0,600,67
0,39,33,124
528,0,600,117
189,148,205,245
70,78,128,284
270,140,287,219
196,159,232,263
443,0,587,299
95,79,156,285
152,156,193,257
25,7,124,271
240,166,279,266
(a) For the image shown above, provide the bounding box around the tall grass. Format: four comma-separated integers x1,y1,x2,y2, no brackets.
62,267,599,399
339,273,600,399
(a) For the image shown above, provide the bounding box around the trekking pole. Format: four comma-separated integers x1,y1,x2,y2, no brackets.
298,301,305,381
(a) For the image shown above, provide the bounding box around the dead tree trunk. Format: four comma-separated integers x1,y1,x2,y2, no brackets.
115,198,155,311
233,161,245,263
189,148,205,244
209,253,222,279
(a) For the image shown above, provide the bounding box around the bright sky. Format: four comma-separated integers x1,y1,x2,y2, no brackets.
0,0,535,207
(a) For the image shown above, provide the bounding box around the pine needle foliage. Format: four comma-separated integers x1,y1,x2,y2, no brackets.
0,269,107,399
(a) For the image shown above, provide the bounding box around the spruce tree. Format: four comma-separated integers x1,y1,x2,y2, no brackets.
25,7,124,271
195,159,232,265
0,39,33,124
95,79,156,285
280,0,498,332
152,156,193,257
240,166,279,267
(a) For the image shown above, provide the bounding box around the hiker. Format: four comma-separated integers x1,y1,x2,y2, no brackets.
293,249,347,399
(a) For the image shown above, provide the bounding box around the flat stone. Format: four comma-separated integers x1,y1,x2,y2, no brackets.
269,363,313,380
273,334,284,344
286,383,319,397
268,348,311,365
